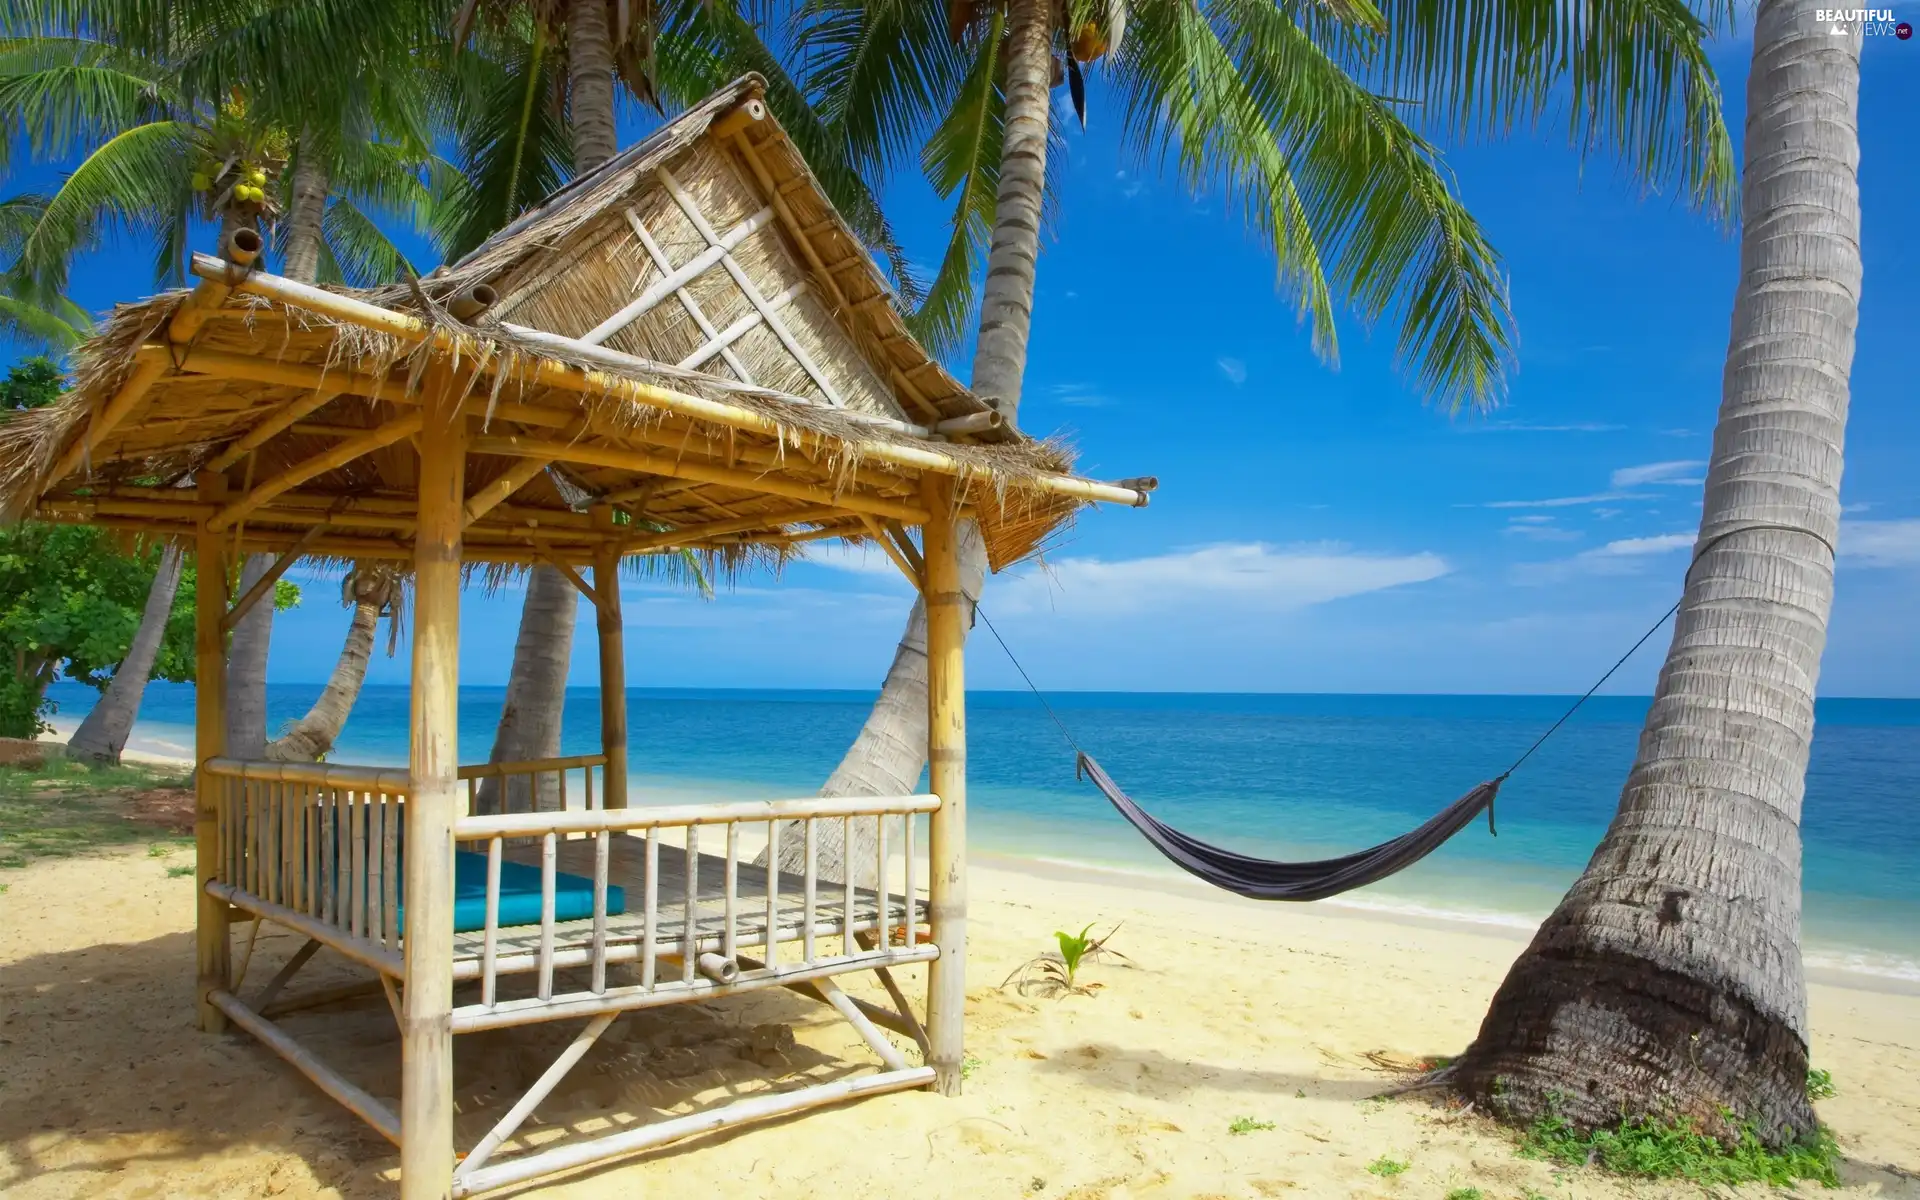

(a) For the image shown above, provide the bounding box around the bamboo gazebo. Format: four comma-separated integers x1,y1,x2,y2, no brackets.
0,77,1151,1197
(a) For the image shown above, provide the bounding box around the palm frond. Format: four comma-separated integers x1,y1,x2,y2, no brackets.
908,12,1003,356
797,0,971,179
433,25,571,261
1343,0,1734,215
1111,0,1513,408
0,291,89,350
321,194,416,286
11,119,198,293
0,34,181,167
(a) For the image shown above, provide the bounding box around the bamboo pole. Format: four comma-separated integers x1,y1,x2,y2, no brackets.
207,411,424,531
593,524,628,810
207,387,345,472
455,1012,618,1182
450,946,939,1032
624,207,756,385
194,475,231,1033
468,433,927,524
923,475,968,1095
208,989,403,1146
449,1067,934,1197
482,837,501,1008
452,792,936,839
208,881,404,977
580,206,776,344
41,348,168,489
398,368,468,1200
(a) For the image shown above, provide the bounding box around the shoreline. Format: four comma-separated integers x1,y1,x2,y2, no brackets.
34,716,1920,992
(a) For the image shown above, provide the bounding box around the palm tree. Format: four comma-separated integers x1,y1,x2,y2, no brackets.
265,565,402,761
448,1,914,813
784,0,1736,874
2,2,439,757
67,544,185,762
1448,0,1861,1143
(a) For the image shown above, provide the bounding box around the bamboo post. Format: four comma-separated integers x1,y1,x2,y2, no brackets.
593,523,628,810
922,476,968,1095
195,475,232,1033
399,369,468,1200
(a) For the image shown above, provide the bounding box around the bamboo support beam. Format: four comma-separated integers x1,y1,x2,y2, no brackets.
261,977,386,1019
399,368,468,1200
208,989,402,1145
450,945,939,1032
623,504,843,552
581,206,776,345
253,938,322,1013
208,413,424,532
538,548,597,608
207,881,404,977
183,257,1150,510
207,387,345,471
860,516,923,591
449,1066,934,1198
456,1013,618,1182
923,475,968,1096
593,524,629,810
41,349,168,489
194,476,231,1034
223,524,327,632
469,434,929,524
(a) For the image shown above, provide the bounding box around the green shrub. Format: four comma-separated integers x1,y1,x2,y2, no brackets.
1519,1111,1838,1187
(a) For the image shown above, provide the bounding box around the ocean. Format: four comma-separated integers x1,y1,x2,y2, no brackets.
44,683,1920,983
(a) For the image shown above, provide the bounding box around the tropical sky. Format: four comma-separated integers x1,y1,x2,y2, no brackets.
22,25,1920,697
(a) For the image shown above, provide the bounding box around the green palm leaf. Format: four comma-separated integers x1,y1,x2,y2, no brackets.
909,12,1003,356
12,119,198,292
321,193,417,285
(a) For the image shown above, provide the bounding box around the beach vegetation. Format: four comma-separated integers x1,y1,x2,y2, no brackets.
1227,1116,1275,1135
1518,1109,1840,1187
1442,1188,1484,1200
1449,0,1866,1143
0,758,190,869
1365,1154,1409,1177
1807,1068,1836,1101
1001,922,1131,997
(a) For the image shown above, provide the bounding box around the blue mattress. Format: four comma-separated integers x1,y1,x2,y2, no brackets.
450,849,626,933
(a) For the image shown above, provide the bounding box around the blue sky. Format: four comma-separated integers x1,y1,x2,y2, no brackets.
18,26,1920,697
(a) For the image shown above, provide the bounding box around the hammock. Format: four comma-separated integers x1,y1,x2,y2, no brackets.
1076,752,1502,902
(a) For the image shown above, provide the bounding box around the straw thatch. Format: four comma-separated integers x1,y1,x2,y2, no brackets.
2,76,1149,574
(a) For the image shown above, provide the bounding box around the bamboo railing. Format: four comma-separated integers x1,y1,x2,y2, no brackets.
447,794,940,1032
204,758,409,976
458,753,606,817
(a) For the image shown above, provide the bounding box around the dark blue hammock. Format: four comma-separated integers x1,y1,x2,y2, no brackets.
1075,752,1501,902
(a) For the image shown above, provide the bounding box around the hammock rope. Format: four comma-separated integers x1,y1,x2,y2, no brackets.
970,594,1682,903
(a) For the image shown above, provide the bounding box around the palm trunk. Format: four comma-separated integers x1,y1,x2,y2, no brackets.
477,0,619,813
281,136,329,283
566,0,618,173
68,544,184,763
1451,0,1859,1145
793,0,1055,878
225,552,275,758
475,565,579,815
265,582,383,763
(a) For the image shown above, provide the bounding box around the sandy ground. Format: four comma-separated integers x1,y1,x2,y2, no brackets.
2,843,1916,1200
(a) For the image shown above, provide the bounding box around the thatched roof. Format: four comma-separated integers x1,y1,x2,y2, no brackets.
2,76,1149,574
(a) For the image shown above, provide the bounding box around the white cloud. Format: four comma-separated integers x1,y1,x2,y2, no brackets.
1216,357,1247,385
995,541,1448,617
1503,516,1581,541
1587,533,1693,557
1841,519,1920,567
1044,381,1111,408
798,542,908,579
1611,460,1705,488
1484,492,1650,509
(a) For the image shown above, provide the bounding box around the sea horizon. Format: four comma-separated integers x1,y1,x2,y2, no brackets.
45,682,1920,984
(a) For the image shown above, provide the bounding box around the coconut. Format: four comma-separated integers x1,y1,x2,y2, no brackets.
1072,22,1108,62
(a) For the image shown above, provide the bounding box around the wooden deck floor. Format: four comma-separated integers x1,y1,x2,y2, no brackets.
455,833,926,979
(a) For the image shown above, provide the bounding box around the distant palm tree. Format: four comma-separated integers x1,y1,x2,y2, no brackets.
786,0,1736,874
1,0,439,758
1451,0,1862,1143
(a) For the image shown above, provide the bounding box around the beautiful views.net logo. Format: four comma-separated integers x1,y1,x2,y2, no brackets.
1817,7,1913,35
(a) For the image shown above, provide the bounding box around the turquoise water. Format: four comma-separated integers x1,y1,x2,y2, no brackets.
44,683,1920,980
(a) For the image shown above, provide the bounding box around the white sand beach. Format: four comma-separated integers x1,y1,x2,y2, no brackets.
2,839,1916,1200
